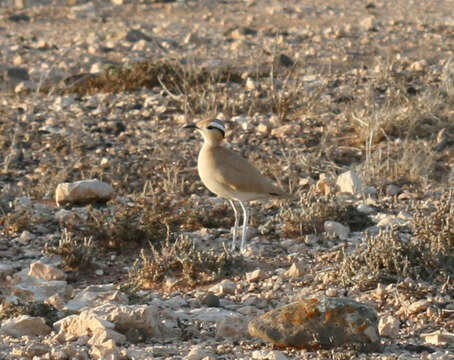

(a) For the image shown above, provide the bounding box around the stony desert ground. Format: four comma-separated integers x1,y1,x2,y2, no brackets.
0,0,454,359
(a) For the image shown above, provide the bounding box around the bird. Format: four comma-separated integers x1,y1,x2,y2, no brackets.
184,118,290,253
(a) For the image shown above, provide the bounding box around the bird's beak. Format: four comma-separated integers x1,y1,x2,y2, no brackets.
183,124,198,130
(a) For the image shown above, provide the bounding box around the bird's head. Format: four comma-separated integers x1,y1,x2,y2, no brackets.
184,118,225,145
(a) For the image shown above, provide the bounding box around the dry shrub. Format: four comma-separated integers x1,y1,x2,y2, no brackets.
44,229,95,271
77,197,233,252
338,192,453,289
0,208,34,235
0,301,60,327
128,235,242,290
281,193,373,240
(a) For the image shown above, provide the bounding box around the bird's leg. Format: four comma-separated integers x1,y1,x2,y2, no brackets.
239,201,249,253
229,199,240,251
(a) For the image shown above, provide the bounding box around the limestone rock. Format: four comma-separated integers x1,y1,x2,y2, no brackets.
64,284,129,312
360,16,376,31
209,279,236,295
252,350,288,360
336,170,363,194
378,315,400,338
1,315,51,337
248,297,379,350
216,315,249,339
183,345,212,360
283,262,305,279
56,303,162,345
100,303,162,338
29,261,66,281
407,299,430,315
55,179,114,206
13,272,68,303
324,221,350,240
246,269,266,282
91,339,121,360
421,330,454,346
55,311,125,345
189,308,238,323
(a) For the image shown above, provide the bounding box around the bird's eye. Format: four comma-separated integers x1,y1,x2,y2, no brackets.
207,126,214,130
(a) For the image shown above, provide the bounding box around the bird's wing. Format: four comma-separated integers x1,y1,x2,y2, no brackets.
209,146,287,196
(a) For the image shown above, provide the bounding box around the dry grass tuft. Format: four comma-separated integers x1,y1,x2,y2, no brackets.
77,198,233,253
128,234,242,290
0,208,34,235
337,192,453,289
44,229,95,271
281,193,373,240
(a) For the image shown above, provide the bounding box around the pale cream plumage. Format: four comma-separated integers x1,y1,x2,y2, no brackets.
185,118,290,252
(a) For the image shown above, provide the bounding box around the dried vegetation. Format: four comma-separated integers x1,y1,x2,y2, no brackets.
337,192,453,289
128,235,242,290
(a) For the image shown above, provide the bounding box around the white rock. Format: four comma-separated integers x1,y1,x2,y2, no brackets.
183,345,212,360
29,261,66,281
231,115,250,130
91,339,121,360
283,262,305,278
64,284,128,312
189,308,238,323
407,299,430,315
1,315,51,337
13,272,68,302
246,77,257,90
55,311,125,345
19,230,34,243
376,216,406,228
216,315,248,339
90,62,104,74
410,59,428,72
55,179,114,206
101,303,162,338
421,330,454,346
324,221,350,240
257,122,271,134
252,350,288,360
325,287,337,297
245,269,266,282
360,16,376,31
378,315,400,338
209,279,236,295
336,170,363,194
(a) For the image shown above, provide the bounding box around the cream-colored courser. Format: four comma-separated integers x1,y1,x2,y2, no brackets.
185,118,290,252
